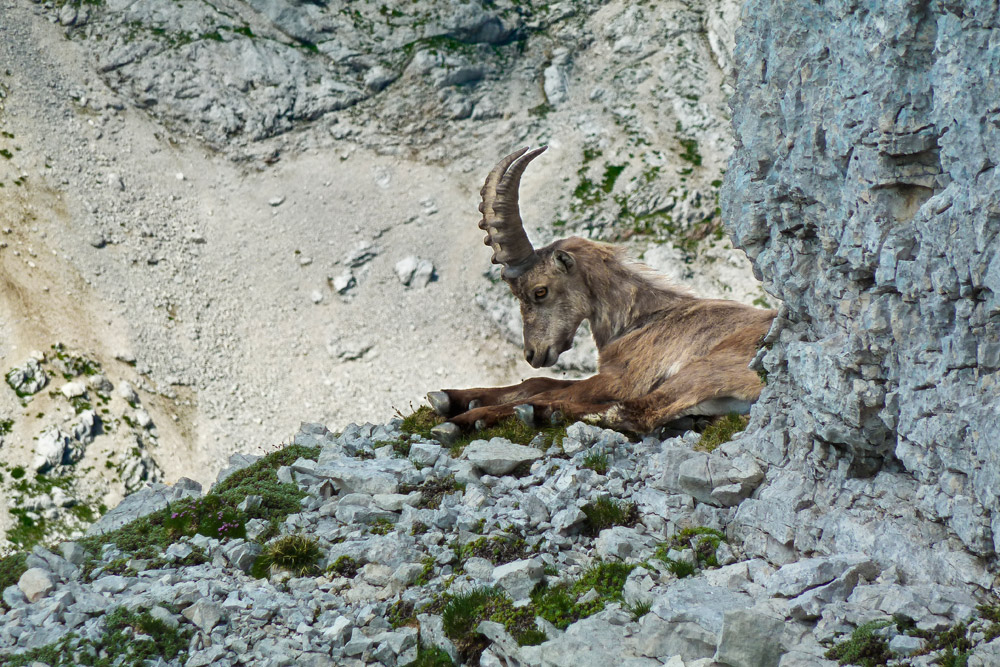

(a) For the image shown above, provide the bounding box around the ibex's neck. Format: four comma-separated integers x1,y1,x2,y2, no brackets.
586,261,692,349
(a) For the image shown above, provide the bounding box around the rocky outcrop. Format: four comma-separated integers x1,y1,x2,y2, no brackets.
723,0,1000,566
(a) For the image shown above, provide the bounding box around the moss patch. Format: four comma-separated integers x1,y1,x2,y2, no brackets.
696,414,749,452
398,405,442,440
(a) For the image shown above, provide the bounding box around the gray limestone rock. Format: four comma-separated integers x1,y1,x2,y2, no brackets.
222,539,262,572
182,599,226,632
2,584,26,608
464,439,544,476
409,442,442,467
765,554,878,599
491,558,544,601
85,477,202,536
313,457,416,495
642,578,754,661
724,0,1000,562
714,607,785,667
595,526,654,561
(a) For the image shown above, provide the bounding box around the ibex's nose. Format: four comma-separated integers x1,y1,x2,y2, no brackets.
525,348,535,365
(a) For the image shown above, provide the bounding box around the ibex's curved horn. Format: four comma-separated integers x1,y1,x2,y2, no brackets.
479,146,547,279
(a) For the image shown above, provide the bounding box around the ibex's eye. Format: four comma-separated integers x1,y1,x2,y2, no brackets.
534,287,548,300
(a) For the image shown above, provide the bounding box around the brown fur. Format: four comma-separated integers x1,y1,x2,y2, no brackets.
436,235,776,433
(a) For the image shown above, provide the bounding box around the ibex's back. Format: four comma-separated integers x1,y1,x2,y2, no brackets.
428,147,775,440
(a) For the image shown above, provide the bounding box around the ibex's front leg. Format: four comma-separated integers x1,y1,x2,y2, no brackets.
428,377,579,418
431,374,624,442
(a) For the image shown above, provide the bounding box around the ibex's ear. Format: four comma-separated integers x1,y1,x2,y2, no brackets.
554,250,575,273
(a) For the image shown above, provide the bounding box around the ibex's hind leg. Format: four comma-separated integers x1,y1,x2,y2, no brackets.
429,377,578,418
608,356,765,433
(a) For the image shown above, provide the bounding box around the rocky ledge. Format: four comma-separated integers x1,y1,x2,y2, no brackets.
2,417,998,667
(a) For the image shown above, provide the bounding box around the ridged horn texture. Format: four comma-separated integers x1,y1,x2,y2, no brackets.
479,146,547,279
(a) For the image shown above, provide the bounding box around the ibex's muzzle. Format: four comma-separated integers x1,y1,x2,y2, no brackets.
524,340,571,368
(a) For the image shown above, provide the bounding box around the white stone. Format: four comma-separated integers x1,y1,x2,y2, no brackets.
33,428,70,472
18,568,54,602
332,272,356,294
60,381,87,398
117,380,139,404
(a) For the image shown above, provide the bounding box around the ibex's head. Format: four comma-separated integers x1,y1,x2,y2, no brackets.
479,147,592,368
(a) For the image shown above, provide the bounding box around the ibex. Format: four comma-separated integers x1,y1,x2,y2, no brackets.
428,147,775,442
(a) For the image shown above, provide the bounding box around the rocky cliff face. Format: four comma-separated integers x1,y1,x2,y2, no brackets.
723,0,1000,573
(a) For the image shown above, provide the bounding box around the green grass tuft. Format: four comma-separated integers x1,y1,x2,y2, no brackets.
366,517,395,535
449,417,567,457
396,406,568,457
399,474,465,510
580,451,609,474
580,497,638,536
696,414,750,452
626,598,653,621
662,558,696,578
254,534,322,578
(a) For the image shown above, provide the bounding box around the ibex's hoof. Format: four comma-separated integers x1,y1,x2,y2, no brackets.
430,422,460,445
474,419,487,431
513,404,535,426
468,399,482,410
427,391,451,416
549,410,564,426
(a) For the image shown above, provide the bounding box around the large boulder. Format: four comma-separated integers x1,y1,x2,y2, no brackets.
723,0,1000,569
